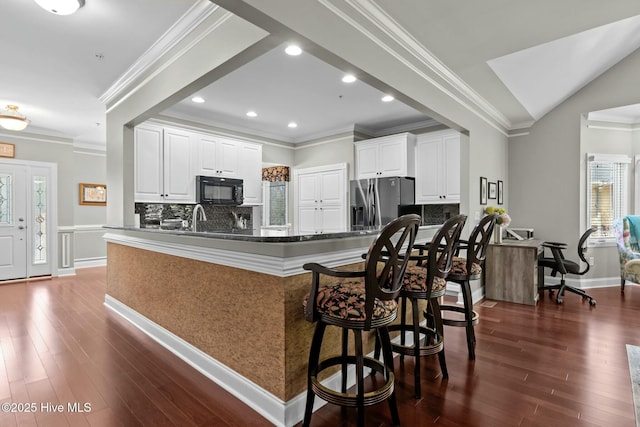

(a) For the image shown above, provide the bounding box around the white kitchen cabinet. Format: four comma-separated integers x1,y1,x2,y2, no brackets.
355,133,416,179
195,134,239,178
414,130,460,204
296,164,347,234
134,124,195,203
239,141,263,205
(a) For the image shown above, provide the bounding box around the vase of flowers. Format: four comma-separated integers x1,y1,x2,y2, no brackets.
485,206,511,244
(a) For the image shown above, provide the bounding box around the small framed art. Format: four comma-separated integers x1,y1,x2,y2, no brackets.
498,180,504,204
488,182,497,199
0,142,15,158
79,183,107,206
480,177,487,205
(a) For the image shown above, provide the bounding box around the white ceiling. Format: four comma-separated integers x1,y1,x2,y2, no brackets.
488,13,640,121
162,44,432,142
4,0,640,147
0,0,196,147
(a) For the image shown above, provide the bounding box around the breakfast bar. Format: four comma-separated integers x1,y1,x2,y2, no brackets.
103,226,437,426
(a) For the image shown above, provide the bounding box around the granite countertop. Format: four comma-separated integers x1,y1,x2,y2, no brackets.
103,224,440,243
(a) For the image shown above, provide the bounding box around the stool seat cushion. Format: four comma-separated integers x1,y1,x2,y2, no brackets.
403,265,447,292
303,281,397,321
451,257,482,276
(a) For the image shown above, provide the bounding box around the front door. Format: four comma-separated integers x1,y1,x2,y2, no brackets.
0,164,28,280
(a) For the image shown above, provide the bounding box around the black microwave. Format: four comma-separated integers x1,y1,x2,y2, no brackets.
196,176,244,205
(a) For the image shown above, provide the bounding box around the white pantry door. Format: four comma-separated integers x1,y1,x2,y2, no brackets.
0,164,27,280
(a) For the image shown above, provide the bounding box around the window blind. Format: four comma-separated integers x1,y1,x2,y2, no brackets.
587,156,629,238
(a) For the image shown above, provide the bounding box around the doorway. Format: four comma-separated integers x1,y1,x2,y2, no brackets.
0,160,57,281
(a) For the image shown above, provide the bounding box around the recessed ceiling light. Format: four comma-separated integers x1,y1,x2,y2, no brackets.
288,122,298,128
285,45,302,56
381,95,394,102
34,0,85,15
246,111,257,117
342,74,357,83
191,96,205,103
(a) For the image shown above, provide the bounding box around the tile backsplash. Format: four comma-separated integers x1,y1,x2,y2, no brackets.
135,203,253,231
420,204,460,225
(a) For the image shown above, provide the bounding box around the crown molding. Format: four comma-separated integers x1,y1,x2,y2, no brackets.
0,130,73,145
318,0,512,135
99,0,220,106
357,118,441,137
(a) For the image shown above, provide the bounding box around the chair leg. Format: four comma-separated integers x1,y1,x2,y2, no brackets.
303,322,327,427
411,298,422,399
622,277,626,292
429,297,448,379
379,326,400,426
354,330,365,427
399,295,407,361
341,328,348,393
460,280,476,360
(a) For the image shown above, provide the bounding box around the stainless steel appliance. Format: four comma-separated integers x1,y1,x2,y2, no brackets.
196,176,244,205
350,177,415,229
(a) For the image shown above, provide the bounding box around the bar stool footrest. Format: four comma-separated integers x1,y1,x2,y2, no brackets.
439,304,479,327
310,355,394,407
387,324,443,356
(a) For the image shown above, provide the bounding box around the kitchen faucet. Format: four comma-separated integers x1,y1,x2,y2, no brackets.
192,204,207,232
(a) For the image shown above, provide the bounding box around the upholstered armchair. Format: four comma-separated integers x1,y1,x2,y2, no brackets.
613,216,640,291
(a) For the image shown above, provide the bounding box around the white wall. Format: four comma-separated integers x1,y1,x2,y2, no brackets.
510,46,640,283
0,132,107,269
294,133,355,178
73,149,108,266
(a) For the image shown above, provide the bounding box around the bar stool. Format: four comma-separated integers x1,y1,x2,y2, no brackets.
441,213,497,360
301,214,420,427
386,214,467,399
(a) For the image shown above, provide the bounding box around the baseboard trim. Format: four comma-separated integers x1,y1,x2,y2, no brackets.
541,275,622,290
74,257,107,269
56,267,75,277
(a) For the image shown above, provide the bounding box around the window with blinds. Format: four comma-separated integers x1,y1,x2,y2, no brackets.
587,154,630,238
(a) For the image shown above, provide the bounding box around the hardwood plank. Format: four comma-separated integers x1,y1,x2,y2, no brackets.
1,267,638,426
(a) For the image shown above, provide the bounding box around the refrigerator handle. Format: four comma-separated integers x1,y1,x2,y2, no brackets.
373,181,381,226
367,182,372,226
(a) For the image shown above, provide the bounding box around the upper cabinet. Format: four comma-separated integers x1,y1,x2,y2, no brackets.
195,134,239,178
134,123,264,205
134,124,195,203
354,133,416,179
238,141,263,205
414,130,461,204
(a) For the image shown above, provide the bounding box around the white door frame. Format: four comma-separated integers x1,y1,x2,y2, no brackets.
0,158,58,279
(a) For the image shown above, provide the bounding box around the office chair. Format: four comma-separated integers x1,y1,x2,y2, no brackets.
537,227,596,306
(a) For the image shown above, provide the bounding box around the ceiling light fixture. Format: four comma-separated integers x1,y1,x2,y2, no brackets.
285,45,302,56
34,0,85,15
381,95,394,102
342,74,357,83
246,111,257,117
0,105,30,131
191,96,205,103
288,122,298,128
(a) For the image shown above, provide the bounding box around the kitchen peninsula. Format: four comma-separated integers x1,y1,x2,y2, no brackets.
103,225,437,426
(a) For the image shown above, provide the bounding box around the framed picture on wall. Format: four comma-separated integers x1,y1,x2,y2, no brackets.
488,182,497,199
498,180,504,204
480,177,487,204
79,183,107,206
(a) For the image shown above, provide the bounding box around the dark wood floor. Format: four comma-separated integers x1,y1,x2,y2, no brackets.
0,267,638,426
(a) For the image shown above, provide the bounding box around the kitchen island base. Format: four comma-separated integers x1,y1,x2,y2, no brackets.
103,227,437,426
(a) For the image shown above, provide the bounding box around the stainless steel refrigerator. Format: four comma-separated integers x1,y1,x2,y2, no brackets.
350,177,416,229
